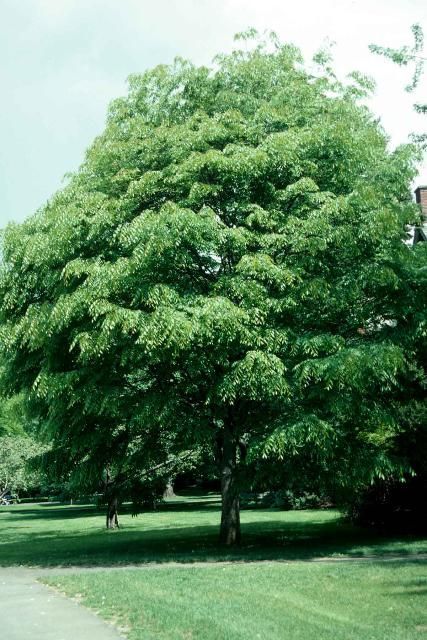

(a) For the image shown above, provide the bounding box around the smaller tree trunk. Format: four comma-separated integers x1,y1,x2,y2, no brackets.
104,466,120,529
106,495,119,529
163,478,175,499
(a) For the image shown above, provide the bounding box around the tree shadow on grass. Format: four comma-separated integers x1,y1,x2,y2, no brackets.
0,505,426,568
381,572,427,597
1,496,222,523
0,505,101,521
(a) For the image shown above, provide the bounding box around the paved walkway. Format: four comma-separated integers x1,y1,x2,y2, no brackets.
0,569,123,640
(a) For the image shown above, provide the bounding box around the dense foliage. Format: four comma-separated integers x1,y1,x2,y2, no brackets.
0,32,424,542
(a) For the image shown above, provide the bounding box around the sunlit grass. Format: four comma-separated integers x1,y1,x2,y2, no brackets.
45,561,427,640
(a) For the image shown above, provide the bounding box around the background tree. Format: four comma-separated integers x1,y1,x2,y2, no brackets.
0,31,423,544
0,436,45,500
0,395,45,499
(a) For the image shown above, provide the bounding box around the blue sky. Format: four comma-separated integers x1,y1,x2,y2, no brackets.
1,0,426,227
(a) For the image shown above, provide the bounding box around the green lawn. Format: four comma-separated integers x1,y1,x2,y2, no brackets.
45,561,427,640
1,494,426,639
0,493,426,567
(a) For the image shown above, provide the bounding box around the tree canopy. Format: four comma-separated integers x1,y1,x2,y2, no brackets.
0,31,424,543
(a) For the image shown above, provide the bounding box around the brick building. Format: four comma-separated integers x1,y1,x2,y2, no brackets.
414,185,427,244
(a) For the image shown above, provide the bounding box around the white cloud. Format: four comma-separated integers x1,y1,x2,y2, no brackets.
36,0,77,22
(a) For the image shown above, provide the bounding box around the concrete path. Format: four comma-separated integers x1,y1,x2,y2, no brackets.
0,569,124,640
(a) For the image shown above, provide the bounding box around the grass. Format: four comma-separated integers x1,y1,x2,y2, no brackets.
44,561,427,640
2,494,426,638
0,493,426,568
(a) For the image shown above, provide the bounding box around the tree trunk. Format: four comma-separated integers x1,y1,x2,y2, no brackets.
163,478,175,499
106,494,119,529
104,466,119,529
219,421,241,545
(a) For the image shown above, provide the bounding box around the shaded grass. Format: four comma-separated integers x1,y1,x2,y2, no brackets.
0,493,426,567
44,561,427,640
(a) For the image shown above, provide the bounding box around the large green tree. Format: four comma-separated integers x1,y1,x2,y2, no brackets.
0,32,423,543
